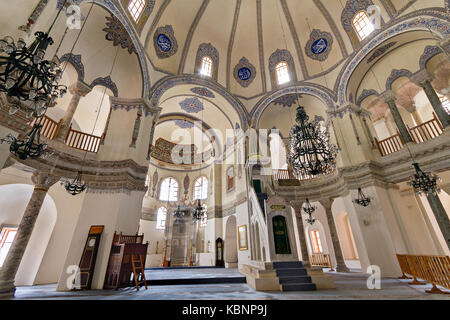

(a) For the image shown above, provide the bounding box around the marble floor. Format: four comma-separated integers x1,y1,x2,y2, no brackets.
10,269,450,300
145,267,244,280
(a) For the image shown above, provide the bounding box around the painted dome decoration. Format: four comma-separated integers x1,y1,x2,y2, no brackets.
153,25,178,58
179,97,204,113
305,29,333,61
233,57,256,88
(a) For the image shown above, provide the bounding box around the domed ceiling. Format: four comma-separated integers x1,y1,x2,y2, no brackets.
143,0,370,98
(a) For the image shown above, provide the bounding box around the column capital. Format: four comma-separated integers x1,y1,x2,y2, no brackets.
69,81,92,97
410,69,434,87
379,90,397,103
319,198,335,211
31,171,61,191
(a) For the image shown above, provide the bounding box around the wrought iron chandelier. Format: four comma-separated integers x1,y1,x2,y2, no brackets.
353,187,371,207
173,204,184,220
408,163,441,196
192,199,206,221
289,106,338,177
65,171,86,196
303,198,316,225
1,122,47,160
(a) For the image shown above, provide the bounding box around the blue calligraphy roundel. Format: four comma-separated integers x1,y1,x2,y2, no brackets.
157,34,172,52
238,67,251,81
311,38,328,55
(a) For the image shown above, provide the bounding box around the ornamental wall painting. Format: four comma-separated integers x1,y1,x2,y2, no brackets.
305,29,333,61
233,57,256,88
154,25,178,58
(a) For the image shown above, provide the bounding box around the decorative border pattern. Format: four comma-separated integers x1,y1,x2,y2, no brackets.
174,119,194,129
233,57,257,88
272,93,302,108
153,25,178,59
103,14,136,54
356,89,379,106
367,41,397,63
419,45,443,69
305,29,334,62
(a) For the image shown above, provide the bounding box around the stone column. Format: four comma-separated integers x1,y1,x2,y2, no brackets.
55,81,92,141
426,193,450,251
321,198,350,272
419,79,449,129
381,91,413,144
0,171,60,297
291,202,311,268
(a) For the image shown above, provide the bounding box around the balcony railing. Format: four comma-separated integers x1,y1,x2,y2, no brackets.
375,113,444,157
66,125,102,153
29,116,102,153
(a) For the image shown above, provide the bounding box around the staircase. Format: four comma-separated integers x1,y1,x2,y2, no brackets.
273,261,317,291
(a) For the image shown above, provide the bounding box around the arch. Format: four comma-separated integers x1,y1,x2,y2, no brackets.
195,43,219,80
0,184,57,286
77,0,151,97
268,49,297,89
336,10,449,105
90,76,119,97
58,53,85,82
340,0,376,48
385,69,413,92
356,89,379,106
251,84,335,128
419,45,444,70
149,75,250,130
224,215,238,265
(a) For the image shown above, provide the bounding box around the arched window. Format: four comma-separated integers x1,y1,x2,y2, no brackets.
199,204,208,228
352,11,375,41
275,61,290,85
310,230,323,253
194,177,208,200
159,178,179,202
128,0,146,22
439,94,450,115
200,56,213,77
156,207,167,230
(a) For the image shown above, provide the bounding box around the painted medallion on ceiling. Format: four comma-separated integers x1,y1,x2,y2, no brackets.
179,97,204,113
153,25,178,58
233,57,256,88
305,29,333,61
174,119,194,129
190,87,215,98
103,15,137,54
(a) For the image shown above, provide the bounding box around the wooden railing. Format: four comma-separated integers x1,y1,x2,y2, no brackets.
65,125,102,153
273,169,316,182
309,253,334,271
29,115,60,140
375,113,444,157
396,254,450,294
408,113,444,144
375,132,404,157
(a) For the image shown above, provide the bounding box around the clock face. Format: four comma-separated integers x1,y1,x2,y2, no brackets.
157,34,172,52
88,238,96,247
311,38,328,54
238,67,251,81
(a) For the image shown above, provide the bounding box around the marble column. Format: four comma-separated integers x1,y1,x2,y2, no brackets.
426,193,450,251
0,171,60,297
381,92,413,143
321,198,350,272
419,79,449,129
291,202,311,268
55,81,92,141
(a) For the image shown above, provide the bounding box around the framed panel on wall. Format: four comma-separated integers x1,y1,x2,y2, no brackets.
238,225,248,251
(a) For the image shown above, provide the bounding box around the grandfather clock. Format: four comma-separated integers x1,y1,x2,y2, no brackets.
76,225,104,290
215,237,224,267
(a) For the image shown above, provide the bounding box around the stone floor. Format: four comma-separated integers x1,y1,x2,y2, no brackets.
10,269,450,300
145,267,243,280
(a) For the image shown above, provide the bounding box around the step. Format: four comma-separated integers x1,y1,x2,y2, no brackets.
278,276,312,284
273,261,303,269
275,268,308,277
281,283,317,291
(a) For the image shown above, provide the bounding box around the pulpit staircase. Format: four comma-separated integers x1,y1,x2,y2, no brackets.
273,261,316,291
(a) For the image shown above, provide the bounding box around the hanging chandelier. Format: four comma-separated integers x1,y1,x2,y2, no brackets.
353,187,371,207
192,199,206,221
173,204,184,220
303,198,316,225
1,122,47,160
289,106,338,177
0,31,67,117
64,171,86,196
408,163,441,196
